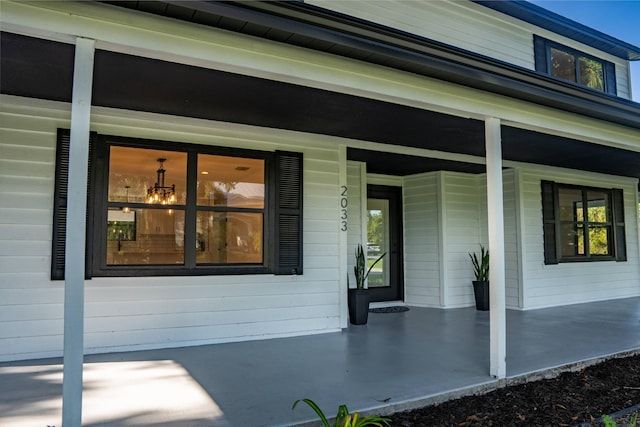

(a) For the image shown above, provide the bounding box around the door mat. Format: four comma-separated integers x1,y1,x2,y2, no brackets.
369,306,410,313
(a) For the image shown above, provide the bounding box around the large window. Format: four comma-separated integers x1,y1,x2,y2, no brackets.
534,36,616,95
52,130,302,278
541,181,626,264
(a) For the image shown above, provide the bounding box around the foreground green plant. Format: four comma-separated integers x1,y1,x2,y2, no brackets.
292,398,390,427
602,413,637,427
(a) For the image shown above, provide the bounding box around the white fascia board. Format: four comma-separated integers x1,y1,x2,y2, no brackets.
2,1,639,152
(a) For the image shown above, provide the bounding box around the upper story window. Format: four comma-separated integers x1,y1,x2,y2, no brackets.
541,181,626,264
51,130,303,279
534,35,617,95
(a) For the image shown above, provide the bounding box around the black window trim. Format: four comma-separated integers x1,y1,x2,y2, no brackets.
52,129,303,279
534,35,617,95
541,180,626,265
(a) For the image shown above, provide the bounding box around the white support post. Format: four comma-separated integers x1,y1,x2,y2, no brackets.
485,117,506,379
339,145,349,328
62,37,95,427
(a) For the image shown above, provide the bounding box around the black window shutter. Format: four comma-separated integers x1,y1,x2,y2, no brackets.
612,188,626,261
604,62,617,95
274,151,303,275
51,129,95,280
541,180,558,265
533,35,548,73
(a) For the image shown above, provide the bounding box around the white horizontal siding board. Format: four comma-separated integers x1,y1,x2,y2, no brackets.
502,170,521,309
1,143,54,165
0,303,63,322
82,317,340,355
0,208,52,225
441,172,481,308
0,192,52,210
309,0,533,68
0,175,52,195
0,158,55,179
0,240,50,257
403,172,441,307
84,293,339,317
0,336,64,362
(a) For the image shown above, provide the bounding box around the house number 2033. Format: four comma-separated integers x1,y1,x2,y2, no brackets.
340,186,348,231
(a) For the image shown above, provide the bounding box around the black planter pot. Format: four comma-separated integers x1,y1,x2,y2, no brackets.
472,280,490,311
348,288,370,325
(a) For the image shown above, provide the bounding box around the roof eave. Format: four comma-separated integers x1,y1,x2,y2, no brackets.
473,0,640,61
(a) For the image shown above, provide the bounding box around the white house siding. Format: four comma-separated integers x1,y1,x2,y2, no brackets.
441,172,484,308
477,171,521,309
307,0,632,100
0,96,346,361
519,167,640,309
403,173,441,307
502,171,522,309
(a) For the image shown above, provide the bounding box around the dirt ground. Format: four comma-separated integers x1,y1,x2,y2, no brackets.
388,354,640,427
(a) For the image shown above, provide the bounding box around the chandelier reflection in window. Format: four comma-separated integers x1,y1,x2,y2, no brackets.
146,158,176,205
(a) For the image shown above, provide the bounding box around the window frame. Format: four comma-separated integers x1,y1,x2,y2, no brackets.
51,129,303,279
541,181,626,264
533,35,617,95
94,134,276,276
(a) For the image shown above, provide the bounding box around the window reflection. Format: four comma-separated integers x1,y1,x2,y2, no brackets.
551,47,576,82
197,154,264,208
196,212,263,264
106,208,185,265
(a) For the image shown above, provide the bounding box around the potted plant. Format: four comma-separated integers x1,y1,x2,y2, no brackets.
469,245,490,311
348,243,386,325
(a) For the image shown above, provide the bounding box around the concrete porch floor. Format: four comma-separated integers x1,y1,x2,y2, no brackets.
2,297,639,427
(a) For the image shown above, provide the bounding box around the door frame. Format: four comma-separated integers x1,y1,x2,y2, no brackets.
367,184,404,302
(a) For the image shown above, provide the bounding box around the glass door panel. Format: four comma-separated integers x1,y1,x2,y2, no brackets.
367,198,390,288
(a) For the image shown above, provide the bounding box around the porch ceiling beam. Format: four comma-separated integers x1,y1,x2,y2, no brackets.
62,37,95,426
485,117,507,379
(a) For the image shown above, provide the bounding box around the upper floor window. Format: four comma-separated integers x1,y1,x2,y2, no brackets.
541,181,626,264
534,36,616,95
51,130,303,279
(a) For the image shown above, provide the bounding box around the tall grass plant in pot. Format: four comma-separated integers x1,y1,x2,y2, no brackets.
469,245,490,311
348,244,386,325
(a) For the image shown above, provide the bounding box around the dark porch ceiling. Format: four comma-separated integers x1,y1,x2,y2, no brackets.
2,32,640,188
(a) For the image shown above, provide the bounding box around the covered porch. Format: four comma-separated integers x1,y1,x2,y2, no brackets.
2,296,639,427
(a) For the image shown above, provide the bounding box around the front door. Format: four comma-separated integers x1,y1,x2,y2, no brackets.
366,185,403,302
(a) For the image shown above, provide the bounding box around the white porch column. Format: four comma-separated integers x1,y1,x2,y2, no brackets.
62,37,95,427
485,117,506,379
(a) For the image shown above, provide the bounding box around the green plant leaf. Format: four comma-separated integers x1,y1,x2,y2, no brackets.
469,245,489,281
293,398,390,427
292,399,331,427
354,243,386,289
